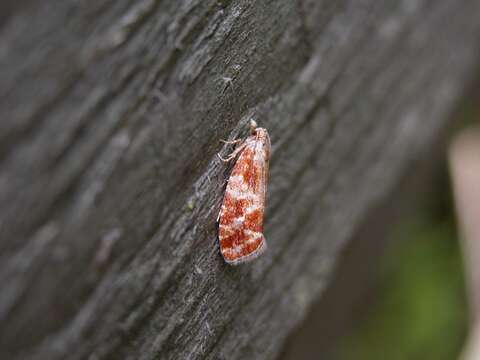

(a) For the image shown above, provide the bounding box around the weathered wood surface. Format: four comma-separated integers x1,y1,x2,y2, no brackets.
1,1,480,359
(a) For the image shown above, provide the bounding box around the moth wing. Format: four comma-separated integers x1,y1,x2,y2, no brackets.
218,135,268,264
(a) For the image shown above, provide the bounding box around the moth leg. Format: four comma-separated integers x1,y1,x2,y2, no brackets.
217,143,246,162
217,152,238,162
217,153,230,162
220,138,242,145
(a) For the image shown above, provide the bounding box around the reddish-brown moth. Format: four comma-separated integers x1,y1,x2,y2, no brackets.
217,120,271,265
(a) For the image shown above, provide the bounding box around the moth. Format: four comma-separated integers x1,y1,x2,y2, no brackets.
217,120,271,265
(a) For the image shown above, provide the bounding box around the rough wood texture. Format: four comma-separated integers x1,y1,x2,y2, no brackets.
1,1,480,359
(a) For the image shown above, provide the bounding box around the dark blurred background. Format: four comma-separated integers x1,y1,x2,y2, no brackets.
280,85,480,360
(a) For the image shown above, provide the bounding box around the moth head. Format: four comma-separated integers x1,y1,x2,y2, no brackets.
249,119,258,134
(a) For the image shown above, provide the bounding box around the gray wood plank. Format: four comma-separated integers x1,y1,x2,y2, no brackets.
1,0,479,359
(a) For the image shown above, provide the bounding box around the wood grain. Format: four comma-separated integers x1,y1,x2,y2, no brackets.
1,0,480,359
